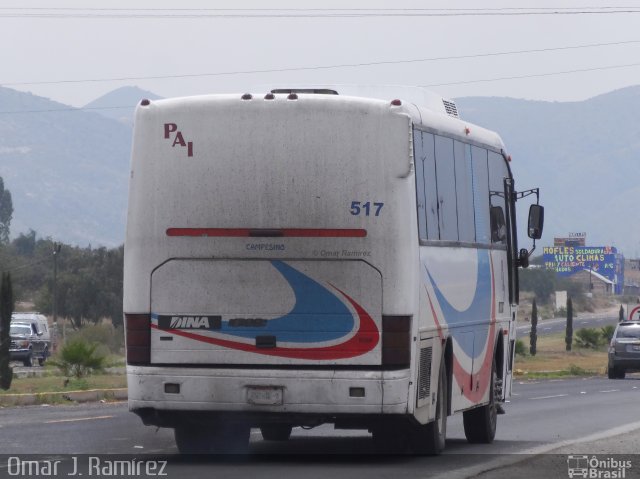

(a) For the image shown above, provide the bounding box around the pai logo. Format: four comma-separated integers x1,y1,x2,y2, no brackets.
164,123,194,157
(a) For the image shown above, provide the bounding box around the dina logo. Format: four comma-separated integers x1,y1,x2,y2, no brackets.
157,315,221,330
170,316,209,329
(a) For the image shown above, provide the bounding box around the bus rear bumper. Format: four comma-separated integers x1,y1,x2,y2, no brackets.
127,365,411,425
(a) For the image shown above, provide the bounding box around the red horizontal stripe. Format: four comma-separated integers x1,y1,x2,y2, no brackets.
166,228,367,238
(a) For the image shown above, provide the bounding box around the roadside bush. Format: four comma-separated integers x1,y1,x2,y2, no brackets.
574,328,605,349
515,339,526,356
0,272,14,390
50,338,106,378
66,322,124,357
555,307,567,318
556,278,585,301
568,364,591,376
619,295,638,304
519,268,556,303
601,325,616,343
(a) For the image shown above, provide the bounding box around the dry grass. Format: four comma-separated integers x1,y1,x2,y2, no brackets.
514,332,608,378
0,374,126,395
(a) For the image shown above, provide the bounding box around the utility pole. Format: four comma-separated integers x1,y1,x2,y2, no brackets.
52,242,61,351
565,296,573,352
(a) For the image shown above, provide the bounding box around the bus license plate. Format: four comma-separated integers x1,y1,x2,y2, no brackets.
247,387,283,405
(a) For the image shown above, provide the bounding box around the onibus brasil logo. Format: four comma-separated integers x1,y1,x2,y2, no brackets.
567,455,632,478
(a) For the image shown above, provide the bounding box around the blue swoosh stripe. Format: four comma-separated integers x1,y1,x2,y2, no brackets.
425,249,492,358
218,260,355,343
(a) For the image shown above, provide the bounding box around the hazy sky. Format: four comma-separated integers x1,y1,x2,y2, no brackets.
2,1,640,106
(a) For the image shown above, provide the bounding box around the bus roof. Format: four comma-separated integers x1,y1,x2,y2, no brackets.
140,88,507,154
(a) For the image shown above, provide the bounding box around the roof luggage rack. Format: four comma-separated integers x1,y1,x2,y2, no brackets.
271,88,339,95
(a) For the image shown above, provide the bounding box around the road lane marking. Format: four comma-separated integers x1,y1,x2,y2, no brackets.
529,394,569,400
431,420,640,479
599,389,619,393
45,415,113,424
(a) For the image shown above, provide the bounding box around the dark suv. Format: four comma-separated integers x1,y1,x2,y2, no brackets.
9,313,51,366
608,320,640,379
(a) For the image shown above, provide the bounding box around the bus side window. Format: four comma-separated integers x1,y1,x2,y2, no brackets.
454,140,475,243
471,146,490,244
488,151,510,244
434,136,458,241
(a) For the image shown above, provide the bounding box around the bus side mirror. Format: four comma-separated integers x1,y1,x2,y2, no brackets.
527,204,544,240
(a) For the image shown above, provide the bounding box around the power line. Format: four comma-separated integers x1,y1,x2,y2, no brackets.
3,39,640,87
3,7,640,11
0,105,131,115
421,61,640,88
3,257,50,275
2,61,640,115
1,7,640,18
2,13,640,19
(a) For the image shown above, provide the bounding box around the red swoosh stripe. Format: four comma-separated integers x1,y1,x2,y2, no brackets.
150,286,379,360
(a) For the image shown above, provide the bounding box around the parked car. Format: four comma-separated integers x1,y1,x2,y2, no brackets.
9,312,51,366
608,320,640,379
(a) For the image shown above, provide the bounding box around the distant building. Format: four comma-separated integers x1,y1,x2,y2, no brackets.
623,259,640,296
565,269,614,296
554,233,586,248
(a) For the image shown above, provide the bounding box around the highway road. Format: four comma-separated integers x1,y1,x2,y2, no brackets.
0,375,638,478
516,311,619,337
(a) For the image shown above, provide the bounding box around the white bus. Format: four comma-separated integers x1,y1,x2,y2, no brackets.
124,88,543,454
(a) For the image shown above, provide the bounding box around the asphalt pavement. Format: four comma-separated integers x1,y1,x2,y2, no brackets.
1,388,640,479
446,423,640,479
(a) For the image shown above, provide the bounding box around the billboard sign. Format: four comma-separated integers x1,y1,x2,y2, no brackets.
542,245,623,289
543,246,617,275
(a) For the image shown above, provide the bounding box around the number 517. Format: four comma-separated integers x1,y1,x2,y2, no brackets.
350,201,384,216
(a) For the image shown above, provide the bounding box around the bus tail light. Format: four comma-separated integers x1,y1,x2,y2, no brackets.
381,315,411,367
125,314,151,365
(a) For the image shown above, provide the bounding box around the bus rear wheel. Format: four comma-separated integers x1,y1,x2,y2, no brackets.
371,423,409,454
260,424,292,441
410,359,448,455
174,426,212,454
463,359,498,444
174,422,250,454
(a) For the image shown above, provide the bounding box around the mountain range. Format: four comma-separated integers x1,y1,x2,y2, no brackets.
456,88,640,255
0,85,638,255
